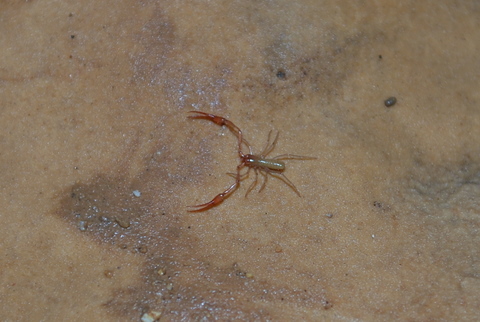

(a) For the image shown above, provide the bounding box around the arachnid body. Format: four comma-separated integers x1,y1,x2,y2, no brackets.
187,111,315,211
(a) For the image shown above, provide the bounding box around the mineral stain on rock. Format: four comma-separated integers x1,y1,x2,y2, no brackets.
65,176,149,245
56,173,331,320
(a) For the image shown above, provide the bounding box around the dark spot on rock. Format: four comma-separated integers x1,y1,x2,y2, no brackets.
276,69,286,79
323,299,333,310
384,97,397,107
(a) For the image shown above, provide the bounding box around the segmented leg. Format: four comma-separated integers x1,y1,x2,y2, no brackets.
187,163,244,212
187,183,236,212
269,172,302,197
261,131,280,156
245,168,258,197
227,168,250,181
258,170,269,193
188,111,246,158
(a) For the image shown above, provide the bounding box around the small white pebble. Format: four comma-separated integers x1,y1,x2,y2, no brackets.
141,311,162,322
133,190,141,197
78,221,88,231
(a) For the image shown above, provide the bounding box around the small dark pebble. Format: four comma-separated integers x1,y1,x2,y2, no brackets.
373,201,382,208
323,300,333,310
276,69,286,79
384,97,397,107
137,245,148,254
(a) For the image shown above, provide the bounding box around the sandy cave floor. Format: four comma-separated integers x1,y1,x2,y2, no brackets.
1,1,480,321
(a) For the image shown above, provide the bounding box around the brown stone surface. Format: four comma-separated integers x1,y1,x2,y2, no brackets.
1,1,479,320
